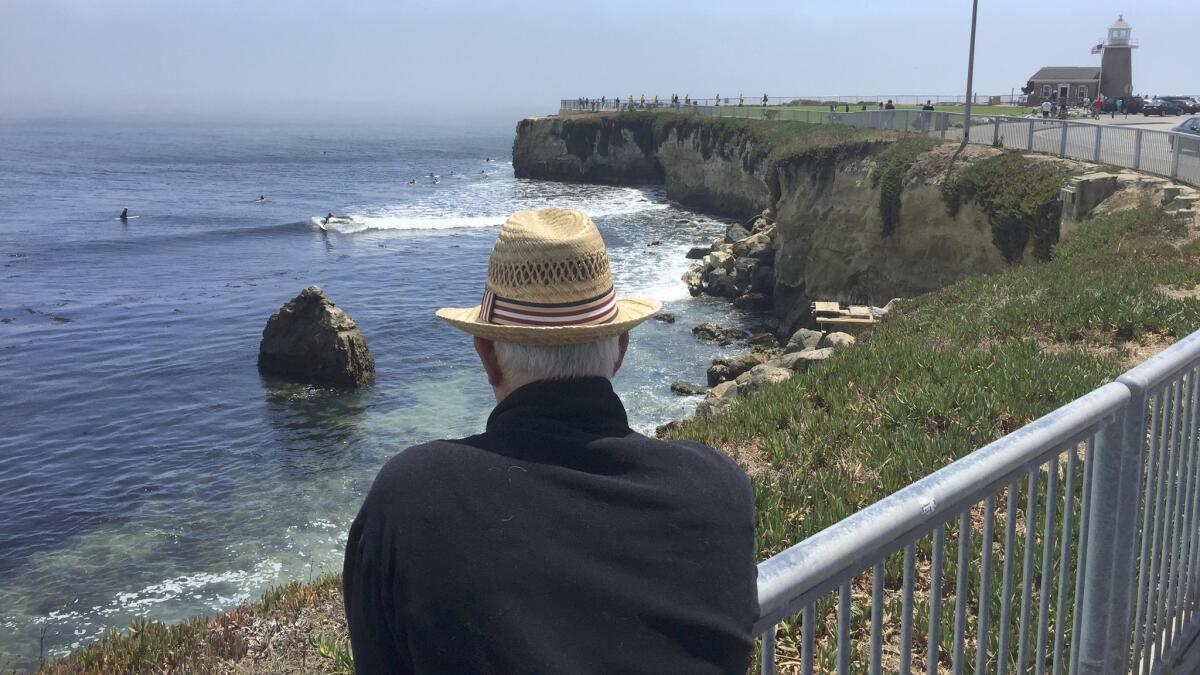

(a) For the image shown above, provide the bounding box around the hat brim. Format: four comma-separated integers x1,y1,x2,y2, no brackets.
436,297,662,346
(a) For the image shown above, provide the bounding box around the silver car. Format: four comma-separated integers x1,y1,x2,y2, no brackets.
1170,117,1200,155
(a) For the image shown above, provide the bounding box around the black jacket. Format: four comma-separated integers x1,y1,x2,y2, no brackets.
343,377,758,674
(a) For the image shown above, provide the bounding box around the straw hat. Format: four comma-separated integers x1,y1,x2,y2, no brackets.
436,208,660,345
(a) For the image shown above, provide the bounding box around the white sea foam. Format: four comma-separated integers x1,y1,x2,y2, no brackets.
317,213,502,234
612,243,694,303
324,184,669,235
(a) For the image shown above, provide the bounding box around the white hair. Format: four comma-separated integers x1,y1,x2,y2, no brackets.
493,336,621,385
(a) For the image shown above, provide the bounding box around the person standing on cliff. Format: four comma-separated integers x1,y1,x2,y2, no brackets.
343,208,759,675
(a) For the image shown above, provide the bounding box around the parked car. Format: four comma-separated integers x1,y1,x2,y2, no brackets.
1144,98,1186,116
1169,117,1200,155
1163,97,1200,114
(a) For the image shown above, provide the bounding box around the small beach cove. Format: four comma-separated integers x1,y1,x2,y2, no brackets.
0,120,771,670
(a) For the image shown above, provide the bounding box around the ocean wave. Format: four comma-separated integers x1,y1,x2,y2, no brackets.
330,186,671,236
313,214,501,234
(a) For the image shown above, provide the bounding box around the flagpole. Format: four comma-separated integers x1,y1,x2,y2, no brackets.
1097,39,1104,103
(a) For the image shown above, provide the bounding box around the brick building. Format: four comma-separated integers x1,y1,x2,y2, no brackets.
1022,15,1136,106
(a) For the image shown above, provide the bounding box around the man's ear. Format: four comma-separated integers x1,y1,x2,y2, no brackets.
612,332,630,376
474,337,503,387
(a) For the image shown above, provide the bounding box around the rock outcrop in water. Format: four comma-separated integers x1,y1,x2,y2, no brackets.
257,286,375,388
684,209,777,308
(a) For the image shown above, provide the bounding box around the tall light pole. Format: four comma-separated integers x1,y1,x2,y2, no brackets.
962,0,979,141
947,0,981,177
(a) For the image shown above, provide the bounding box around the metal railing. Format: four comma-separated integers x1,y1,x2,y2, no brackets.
557,103,1199,187
752,329,1200,674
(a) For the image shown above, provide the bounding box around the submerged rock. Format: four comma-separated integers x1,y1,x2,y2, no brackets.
685,246,712,260
692,322,748,345
733,293,772,310
682,269,704,297
653,312,676,323
746,331,780,349
257,285,375,388
670,381,706,396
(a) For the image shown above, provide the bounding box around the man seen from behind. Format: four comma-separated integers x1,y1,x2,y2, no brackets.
344,208,759,674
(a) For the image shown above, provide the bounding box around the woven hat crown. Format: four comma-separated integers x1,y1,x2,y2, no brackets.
486,209,613,302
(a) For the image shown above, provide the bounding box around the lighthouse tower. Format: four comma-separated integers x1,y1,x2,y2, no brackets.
1100,15,1136,99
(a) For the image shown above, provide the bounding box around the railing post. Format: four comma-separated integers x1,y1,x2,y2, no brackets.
1060,121,1069,158
1094,125,1104,163
993,118,1000,145
760,627,776,675
1171,135,1183,179
1078,382,1146,674
1027,119,1035,150
1134,129,1144,169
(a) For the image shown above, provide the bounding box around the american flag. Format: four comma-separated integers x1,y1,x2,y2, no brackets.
1091,43,1104,54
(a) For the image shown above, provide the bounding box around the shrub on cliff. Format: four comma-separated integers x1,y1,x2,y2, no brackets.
870,136,940,236
942,152,1072,262
648,113,891,178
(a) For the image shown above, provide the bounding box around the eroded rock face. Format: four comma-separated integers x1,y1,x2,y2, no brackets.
258,286,375,388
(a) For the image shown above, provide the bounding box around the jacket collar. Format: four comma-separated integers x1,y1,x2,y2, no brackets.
486,377,630,437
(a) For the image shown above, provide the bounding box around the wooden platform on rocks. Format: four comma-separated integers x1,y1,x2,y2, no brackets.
812,301,880,327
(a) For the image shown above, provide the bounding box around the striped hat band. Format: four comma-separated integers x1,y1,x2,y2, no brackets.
480,286,618,327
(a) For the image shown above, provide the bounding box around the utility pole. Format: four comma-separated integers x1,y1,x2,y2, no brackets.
962,0,979,141
946,0,980,177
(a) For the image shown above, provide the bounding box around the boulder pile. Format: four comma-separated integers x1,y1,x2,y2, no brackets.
257,286,375,389
682,209,777,309
693,328,856,418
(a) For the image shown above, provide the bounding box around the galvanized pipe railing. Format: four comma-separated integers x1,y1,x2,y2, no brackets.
752,329,1200,674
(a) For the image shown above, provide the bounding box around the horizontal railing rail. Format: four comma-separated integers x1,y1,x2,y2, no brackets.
751,328,1200,674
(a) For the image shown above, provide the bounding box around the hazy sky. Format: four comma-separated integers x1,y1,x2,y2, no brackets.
1,0,1195,126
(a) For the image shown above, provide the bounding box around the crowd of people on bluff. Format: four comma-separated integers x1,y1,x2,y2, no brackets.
1036,93,1135,120
573,95,946,115
572,93,774,112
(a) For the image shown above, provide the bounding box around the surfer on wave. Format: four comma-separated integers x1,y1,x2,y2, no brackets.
255,195,266,203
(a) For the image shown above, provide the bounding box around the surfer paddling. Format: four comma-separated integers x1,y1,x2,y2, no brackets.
255,195,266,203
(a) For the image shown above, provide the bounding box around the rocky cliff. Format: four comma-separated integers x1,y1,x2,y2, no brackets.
513,113,1058,328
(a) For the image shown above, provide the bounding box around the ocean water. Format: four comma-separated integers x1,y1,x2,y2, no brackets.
0,120,766,667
